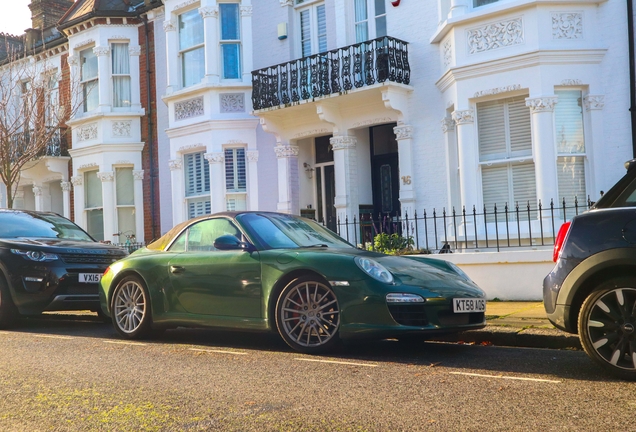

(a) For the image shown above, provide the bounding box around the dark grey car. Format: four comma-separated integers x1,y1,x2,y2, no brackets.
544,159,636,379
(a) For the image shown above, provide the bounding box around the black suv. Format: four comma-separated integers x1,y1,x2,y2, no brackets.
0,209,127,327
544,159,636,379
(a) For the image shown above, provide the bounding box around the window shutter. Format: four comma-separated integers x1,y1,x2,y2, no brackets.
300,10,312,57
482,165,509,214
188,198,211,218
512,162,537,209
316,5,327,53
507,97,532,155
557,156,586,205
477,100,506,161
185,152,210,197
555,90,585,154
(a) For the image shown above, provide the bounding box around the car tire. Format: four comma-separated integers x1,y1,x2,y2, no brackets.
0,276,19,329
578,277,636,381
111,275,153,339
275,276,340,354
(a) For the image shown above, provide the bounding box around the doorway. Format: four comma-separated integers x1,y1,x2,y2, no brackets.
370,124,400,220
314,135,337,231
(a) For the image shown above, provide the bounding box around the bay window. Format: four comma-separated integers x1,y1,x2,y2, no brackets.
85,170,104,241
116,168,135,241
184,152,211,218
477,96,536,218
179,9,205,88
220,3,241,79
112,43,131,108
80,48,98,112
555,90,587,205
225,148,247,211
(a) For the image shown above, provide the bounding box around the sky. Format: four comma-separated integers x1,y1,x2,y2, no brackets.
1,0,36,36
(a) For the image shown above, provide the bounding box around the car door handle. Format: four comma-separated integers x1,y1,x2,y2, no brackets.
170,265,185,274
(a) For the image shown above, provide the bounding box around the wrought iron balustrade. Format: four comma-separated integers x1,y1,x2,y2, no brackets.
10,127,68,161
252,36,410,110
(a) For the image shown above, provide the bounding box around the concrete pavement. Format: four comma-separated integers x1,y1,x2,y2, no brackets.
434,301,582,350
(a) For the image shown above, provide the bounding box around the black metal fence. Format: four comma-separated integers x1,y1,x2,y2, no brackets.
252,36,410,110
336,198,593,253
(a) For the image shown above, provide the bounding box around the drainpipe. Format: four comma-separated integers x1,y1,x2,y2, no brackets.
139,12,158,240
628,0,636,157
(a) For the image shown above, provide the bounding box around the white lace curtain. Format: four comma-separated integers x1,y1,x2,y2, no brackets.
112,43,131,108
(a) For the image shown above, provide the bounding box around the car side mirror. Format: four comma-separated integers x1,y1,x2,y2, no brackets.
214,235,254,252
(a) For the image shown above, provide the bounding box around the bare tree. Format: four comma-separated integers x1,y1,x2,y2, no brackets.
0,37,80,208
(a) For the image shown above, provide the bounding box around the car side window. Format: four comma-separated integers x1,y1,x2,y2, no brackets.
185,219,241,252
169,230,188,252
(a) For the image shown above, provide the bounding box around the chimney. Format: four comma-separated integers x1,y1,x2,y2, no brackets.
28,0,75,30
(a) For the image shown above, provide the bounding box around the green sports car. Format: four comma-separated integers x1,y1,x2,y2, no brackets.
99,212,486,353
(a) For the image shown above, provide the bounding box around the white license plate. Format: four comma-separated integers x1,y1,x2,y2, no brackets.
453,298,486,313
79,273,102,284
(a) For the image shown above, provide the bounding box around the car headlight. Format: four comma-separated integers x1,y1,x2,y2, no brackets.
355,257,394,284
11,249,59,262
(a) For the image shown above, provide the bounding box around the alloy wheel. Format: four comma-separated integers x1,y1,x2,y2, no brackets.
278,279,340,349
583,287,636,371
113,280,147,334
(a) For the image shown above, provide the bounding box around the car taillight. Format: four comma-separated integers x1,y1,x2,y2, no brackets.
553,222,571,262
103,266,111,277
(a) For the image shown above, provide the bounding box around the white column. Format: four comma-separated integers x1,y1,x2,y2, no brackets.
240,4,253,84
394,125,416,218
164,19,180,94
275,142,300,214
452,109,479,208
583,95,605,200
61,181,71,219
247,150,259,211
169,159,185,224
98,171,116,243
67,55,80,111
331,135,358,242
449,0,468,19
442,117,460,209
71,175,85,228
200,6,220,85
32,185,44,212
129,45,142,111
133,170,145,243
205,152,226,213
526,96,558,208
93,46,111,112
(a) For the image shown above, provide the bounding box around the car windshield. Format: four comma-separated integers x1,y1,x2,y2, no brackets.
0,211,94,241
593,166,636,209
238,213,354,250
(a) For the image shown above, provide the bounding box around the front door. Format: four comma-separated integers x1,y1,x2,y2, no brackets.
370,124,400,219
314,135,337,232
167,218,262,318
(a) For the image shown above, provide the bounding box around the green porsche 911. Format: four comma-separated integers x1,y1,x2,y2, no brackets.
99,212,486,353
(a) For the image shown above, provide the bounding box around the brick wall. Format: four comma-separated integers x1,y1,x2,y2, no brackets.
58,52,75,221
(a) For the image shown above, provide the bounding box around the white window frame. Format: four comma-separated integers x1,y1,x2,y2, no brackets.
219,2,242,80
351,0,387,43
296,0,327,57
111,42,132,109
178,8,205,88
224,147,247,211
45,71,59,126
184,151,211,218
79,47,99,113
84,170,104,241
114,167,136,243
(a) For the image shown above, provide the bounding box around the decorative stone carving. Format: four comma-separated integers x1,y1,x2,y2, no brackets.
178,144,205,153
452,110,474,125
129,45,141,56
163,20,177,32
97,171,115,182
274,145,299,158
552,12,583,39
112,121,132,137
74,39,94,50
109,36,129,41
77,123,98,141
205,152,225,164
79,163,98,170
394,125,413,140
115,160,133,165
293,129,330,139
174,0,198,12
240,6,253,16
441,117,455,133
175,97,204,120
583,95,605,111
279,0,293,6
561,79,582,86
93,46,110,57
169,159,183,171
220,93,245,113
467,18,524,54
133,170,145,181
67,55,78,67
61,181,72,192
247,150,259,162
352,118,393,128
525,97,558,113
32,186,42,197
71,176,83,186
473,84,522,98
199,7,218,18
330,136,357,150
443,39,452,67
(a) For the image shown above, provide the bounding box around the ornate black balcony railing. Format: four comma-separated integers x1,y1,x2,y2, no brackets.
11,127,68,161
252,36,410,111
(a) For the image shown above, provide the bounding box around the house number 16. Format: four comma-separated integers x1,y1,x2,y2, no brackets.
401,176,411,185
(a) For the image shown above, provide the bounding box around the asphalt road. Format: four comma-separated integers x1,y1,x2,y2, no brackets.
0,314,634,431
